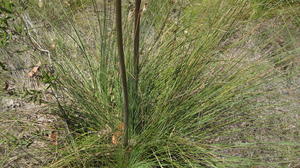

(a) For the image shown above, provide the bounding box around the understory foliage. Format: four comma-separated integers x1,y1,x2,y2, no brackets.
20,0,300,167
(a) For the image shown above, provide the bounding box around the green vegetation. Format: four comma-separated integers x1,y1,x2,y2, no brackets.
1,0,299,167
0,0,14,46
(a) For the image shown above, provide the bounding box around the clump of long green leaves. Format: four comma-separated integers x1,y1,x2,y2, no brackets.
25,0,300,167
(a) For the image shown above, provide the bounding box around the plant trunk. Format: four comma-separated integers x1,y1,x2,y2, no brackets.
134,0,142,91
115,0,129,148
133,0,142,133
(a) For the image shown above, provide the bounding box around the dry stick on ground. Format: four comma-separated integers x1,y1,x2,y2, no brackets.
115,0,129,148
21,13,51,64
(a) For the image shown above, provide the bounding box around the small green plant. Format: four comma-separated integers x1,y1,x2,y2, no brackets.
0,0,15,46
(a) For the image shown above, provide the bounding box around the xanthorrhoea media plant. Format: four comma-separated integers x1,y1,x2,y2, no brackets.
24,0,299,167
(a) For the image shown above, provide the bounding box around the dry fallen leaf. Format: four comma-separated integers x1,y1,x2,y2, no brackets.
28,61,41,77
49,131,58,145
112,123,124,145
117,122,124,131
112,131,123,145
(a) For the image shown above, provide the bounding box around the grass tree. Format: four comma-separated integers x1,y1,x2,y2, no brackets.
18,0,300,167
